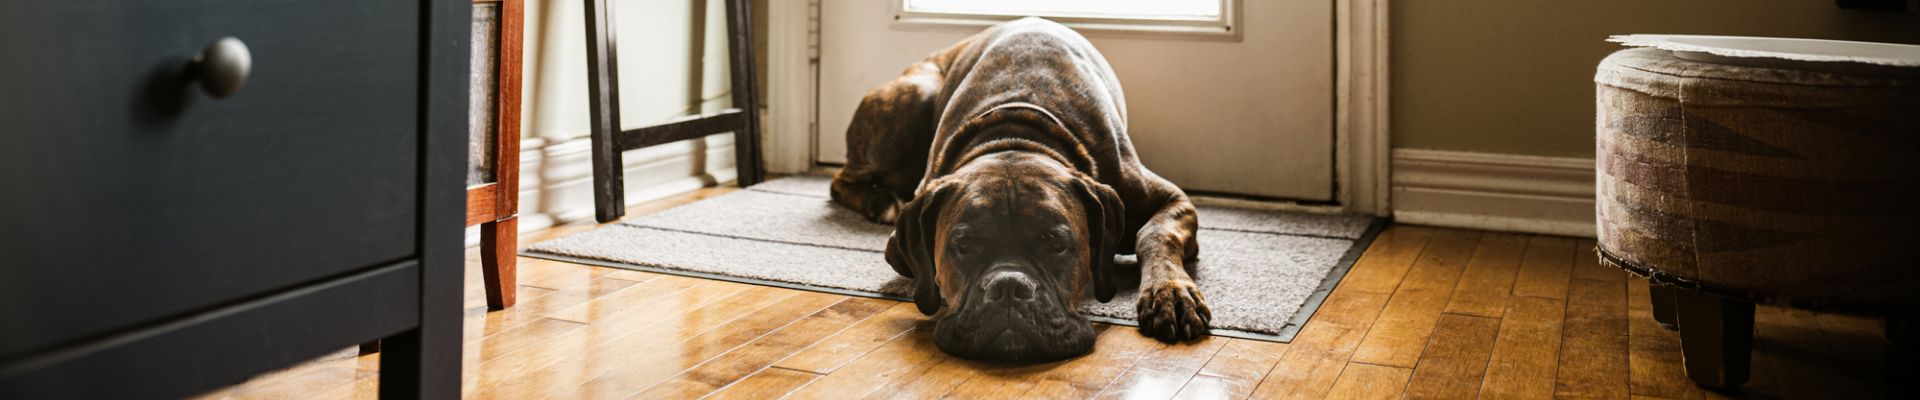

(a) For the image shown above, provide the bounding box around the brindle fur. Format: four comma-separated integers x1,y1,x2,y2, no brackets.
833,18,1210,356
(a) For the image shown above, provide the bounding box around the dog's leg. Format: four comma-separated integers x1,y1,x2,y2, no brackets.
1132,190,1210,342
832,62,941,224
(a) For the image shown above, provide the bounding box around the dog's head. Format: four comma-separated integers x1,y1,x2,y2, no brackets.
886,150,1126,362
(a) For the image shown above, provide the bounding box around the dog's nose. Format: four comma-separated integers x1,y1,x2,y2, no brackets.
983,270,1037,302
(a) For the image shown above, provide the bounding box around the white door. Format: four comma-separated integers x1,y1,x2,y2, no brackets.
815,0,1334,200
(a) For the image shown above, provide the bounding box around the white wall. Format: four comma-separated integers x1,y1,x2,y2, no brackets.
491,0,742,238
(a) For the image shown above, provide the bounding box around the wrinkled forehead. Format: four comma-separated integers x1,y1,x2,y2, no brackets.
941,173,1081,231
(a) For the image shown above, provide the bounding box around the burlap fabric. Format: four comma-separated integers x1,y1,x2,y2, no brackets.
1594,48,1920,312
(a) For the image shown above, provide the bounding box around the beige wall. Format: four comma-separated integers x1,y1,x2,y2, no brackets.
1391,0,1919,158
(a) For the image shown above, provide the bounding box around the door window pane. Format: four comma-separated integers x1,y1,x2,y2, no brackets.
904,0,1222,20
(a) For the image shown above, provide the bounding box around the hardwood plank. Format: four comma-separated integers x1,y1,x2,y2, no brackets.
1569,239,1621,283
514,257,615,290
471,276,638,340
1338,226,1439,294
1479,296,1568,399
1624,279,1695,399
226,217,1914,400
1350,229,1482,367
1815,312,1888,398
776,301,924,374
1323,363,1412,400
600,268,657,283
472,317,586,365
705,367,821,400
1247,290,1393,399
1510,236,1577,299
1402,314,1500,399
312,372,379,400
1169,339,1288,400
1754,307,1855,399
460,317,587,394
1442,233,1528,318
930,350,1059,399
574,292,848,399
1735,327,1784,399
632,297,895,399
206,349,375,400
868,352,978,399
462,286,555,342
472,284,786,398
1554,278,1630,400
873,327,1136,399
883,329,1177,399
544,275,716,323
1092,336,1228,399
1024,379,1099,399
784,327,944,399
935,325,1156,399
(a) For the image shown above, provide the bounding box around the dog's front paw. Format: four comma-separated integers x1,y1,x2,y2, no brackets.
1136,279,1211,342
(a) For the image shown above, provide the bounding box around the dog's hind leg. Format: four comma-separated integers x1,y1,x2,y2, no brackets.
832,61,942,224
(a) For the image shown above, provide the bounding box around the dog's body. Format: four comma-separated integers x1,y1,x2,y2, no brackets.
831,18,1210,361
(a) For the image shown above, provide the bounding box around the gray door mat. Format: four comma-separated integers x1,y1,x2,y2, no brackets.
523,176,1384,342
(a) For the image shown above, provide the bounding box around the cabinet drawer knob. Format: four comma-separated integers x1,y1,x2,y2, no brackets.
192,37,252,99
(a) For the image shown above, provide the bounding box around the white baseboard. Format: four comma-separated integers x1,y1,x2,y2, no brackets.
1390,149,1596,238
465,135,736,246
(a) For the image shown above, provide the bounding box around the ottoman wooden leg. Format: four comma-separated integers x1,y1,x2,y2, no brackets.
1674,289,1754,388
1649,284,1679,330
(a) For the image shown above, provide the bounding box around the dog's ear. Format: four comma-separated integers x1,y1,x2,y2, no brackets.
1070,176,1127,303
888,179,957,316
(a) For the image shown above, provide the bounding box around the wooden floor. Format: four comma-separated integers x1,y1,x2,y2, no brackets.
199,187,1891,399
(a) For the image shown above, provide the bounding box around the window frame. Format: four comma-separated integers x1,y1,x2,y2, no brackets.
889,0,1242,41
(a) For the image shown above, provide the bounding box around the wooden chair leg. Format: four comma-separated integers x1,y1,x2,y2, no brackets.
481,216,518,310
1674,288,1754,388
1649,284,1679,330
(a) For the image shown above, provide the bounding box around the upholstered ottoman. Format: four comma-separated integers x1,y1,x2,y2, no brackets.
1594,43,1920,387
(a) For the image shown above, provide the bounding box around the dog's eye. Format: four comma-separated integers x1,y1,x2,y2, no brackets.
1038,232,1068,254
951,242,976,256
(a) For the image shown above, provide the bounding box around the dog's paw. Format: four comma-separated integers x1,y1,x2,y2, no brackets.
1135,279,1211,342
870,200,901,225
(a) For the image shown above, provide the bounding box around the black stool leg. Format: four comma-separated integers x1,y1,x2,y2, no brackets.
1650,284,1679,330
1674,288,1755,388
724,0,764,186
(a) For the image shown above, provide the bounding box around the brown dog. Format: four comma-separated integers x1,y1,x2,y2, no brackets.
830,18,1209,361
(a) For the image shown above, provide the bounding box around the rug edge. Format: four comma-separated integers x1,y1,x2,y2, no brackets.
517,250,1309,343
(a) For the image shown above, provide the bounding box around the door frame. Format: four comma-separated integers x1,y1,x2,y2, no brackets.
764,0,1389,215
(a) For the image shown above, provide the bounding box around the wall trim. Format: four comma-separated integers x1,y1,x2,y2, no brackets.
1390,149,1596,237
1334,0,1391,215
466,136,735,245
764,0,818,174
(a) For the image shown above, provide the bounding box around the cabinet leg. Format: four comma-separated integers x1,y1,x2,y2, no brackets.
1892,318,1914,388
1674,288,1755,388
1649,284,1679,330
481,216,518,310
